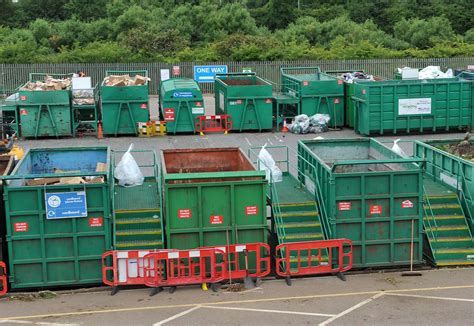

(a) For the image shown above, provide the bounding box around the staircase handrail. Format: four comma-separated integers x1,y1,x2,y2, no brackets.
247,145,332,240
247,147,287,244
285,146,332,240
422,185,439,253
152,150,165,247
111,153,117,247
455,160,474,235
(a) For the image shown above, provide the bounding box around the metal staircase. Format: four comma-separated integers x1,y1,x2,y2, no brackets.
423,178,474,266
249,146,329,269
111,150,164,250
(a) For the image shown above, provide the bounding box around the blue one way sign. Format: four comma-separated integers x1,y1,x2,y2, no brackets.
194,65,228,83
45,191,88,219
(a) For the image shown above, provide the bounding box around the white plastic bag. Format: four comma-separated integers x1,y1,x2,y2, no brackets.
114,144,144,187
258,144,282,183
391,139,407,157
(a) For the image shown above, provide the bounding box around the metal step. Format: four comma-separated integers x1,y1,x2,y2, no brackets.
115,217,161,231
283,233,324,241
432,237,474,248
425,225,471,237
434,248,474,261
116,240,164,250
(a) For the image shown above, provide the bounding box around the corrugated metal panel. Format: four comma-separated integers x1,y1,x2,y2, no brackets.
1,58,473,95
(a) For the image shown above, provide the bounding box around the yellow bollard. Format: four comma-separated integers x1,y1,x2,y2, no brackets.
201,283,208,291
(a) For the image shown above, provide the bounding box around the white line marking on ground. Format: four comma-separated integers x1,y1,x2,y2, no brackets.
0,321,79,326
267,138,273,145
385,292,474,303
36,323,80,326
152,305,201,326
0,321,32,324
245,137,252,146
318,292,385,326
203,305,335,317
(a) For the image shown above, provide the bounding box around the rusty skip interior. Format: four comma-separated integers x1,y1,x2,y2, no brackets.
163,147,261,184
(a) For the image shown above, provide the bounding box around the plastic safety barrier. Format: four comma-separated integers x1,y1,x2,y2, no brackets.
194,115,232,135
143,248,226,288
102,250,166,287
202,242,271,281
0,261,7,296
276,239,353,278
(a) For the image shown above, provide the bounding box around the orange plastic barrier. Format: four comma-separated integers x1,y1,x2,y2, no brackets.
0,261,7,296
195,115,232,135
276,239,353,278
202,242,271,281
102,250,166,287
143,248,226,289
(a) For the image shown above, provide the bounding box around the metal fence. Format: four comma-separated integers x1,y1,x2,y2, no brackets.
1,58,473,95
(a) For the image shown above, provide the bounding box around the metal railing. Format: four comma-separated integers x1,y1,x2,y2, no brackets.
247,145,332,241
247,146,287,245
455,161,474,233
110,149,163,248
422,185,439,254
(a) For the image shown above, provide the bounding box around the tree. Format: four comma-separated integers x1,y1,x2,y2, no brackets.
394,17,456,49
64,0,108,21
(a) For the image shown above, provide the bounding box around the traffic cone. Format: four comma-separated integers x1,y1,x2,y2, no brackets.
281,119,289,132
97,122,103,139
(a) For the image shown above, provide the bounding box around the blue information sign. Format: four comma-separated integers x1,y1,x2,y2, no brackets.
173,91,193,98
193,65,228,83
45,191,88,219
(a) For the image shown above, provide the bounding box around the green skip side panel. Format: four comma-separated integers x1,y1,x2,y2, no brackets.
5,184,111,289
353,78,474,136
298,138,424,268
165,181,267,250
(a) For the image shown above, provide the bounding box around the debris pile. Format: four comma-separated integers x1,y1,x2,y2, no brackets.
338,71,377,83
439,132,474,160
289,114,331,134
21,76,72,91
25,162,106,186
103,74,150,87
397,66,454,79
72,89,95,105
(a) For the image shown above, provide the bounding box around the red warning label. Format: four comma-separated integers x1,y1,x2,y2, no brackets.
246,206,258,215
20,109,28,116
337,79,343,85
89,217,103,227
303,81,309,86
334,98,340,104
338,202,351,211
164,108,175,121
370,205,382,215
210,215,223,225
265,98,272,104
140,103,148,109
178,209,192,219
20,95,27,101
14,222,28,232
401,200,414,208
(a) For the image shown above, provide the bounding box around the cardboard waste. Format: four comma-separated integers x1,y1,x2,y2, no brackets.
103,74,150,87
72,89,95,105
25,162,106,186
21,76,72,91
